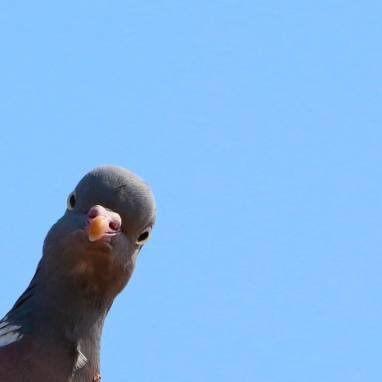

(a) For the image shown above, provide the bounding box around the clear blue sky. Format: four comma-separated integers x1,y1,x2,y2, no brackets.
0,1,381,381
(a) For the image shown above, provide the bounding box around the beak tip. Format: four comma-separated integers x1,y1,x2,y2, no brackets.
87,216,109,242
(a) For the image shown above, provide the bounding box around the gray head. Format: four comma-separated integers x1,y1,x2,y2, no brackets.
41,165,156,303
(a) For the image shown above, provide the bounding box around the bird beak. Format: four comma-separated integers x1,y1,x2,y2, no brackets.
86,205,122,242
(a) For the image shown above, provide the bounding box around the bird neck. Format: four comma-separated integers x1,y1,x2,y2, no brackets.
6,265,113,379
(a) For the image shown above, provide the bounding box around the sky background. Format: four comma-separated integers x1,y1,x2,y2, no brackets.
0,1,381,381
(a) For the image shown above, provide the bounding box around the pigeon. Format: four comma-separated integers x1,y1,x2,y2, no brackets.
0,166,156,381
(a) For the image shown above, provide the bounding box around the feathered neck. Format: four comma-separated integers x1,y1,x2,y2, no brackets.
3,260,112,381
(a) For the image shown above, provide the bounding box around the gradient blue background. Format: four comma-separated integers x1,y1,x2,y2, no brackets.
0,1,381,381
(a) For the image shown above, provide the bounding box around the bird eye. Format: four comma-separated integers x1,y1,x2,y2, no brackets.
67,192,76,210
136,229,151,245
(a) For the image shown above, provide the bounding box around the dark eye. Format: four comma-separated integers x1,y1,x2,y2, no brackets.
67,192,76,210
136,230,150,245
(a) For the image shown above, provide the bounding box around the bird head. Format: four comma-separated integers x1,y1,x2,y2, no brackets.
41,166,156,302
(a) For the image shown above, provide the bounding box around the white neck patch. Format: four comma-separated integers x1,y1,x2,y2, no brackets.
0,321,23,347
74,347,88,371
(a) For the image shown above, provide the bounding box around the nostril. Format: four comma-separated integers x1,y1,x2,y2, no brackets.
88,208,99,219
109,220,120,231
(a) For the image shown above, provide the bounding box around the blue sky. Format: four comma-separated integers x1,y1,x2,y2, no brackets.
0,1,381,381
